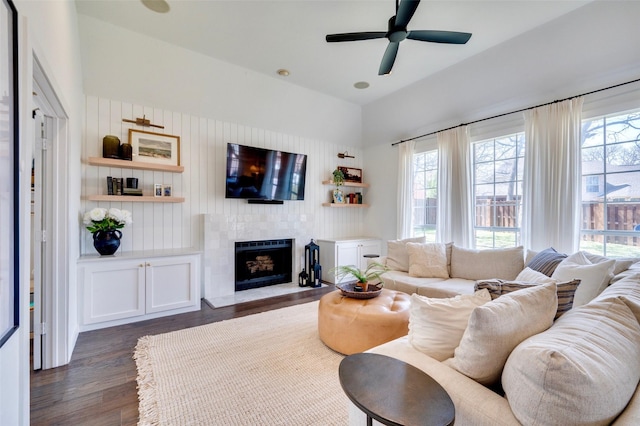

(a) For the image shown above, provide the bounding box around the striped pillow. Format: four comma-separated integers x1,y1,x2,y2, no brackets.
475,279,581,319
526,247,567,276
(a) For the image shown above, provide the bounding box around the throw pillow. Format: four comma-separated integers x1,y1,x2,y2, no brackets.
408,290,491,361
552,251,615,307
386,236,426,272
445,282,557,385
515,267,556,284
525,247,567,276
450,246,524,280
406,243,449,278
503,297,640,425
475,278,580,319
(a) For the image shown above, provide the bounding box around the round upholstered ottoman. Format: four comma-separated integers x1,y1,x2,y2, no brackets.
318,288,410,355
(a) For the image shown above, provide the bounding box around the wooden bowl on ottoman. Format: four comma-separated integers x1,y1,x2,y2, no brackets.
318,288,410,355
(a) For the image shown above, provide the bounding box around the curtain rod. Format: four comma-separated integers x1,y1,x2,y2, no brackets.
391,76,640,147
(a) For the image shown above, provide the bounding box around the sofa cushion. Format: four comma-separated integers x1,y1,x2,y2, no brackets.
408,290,491,361
445,282,557,385
502,297,640,426
406,242,449,279
386,236,426,272
474,278,580,319
525,247,567,276
583,252,640,276
450,246,524,281
552,251,615,307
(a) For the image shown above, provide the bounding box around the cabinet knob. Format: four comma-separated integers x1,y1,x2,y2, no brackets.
139,264,144,268
146,262,151,267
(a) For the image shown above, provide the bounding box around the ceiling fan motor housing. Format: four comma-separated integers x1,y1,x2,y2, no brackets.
387,16,408,42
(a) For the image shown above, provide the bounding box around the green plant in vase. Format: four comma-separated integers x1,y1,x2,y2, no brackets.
332,169,345,203
331,262,389,292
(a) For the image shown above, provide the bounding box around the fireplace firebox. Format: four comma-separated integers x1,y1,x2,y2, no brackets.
234,239,293,291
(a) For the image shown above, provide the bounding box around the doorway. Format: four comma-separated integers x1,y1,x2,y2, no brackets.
30,55,68,370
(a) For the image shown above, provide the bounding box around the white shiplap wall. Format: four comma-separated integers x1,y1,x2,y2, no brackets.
81,96,371,298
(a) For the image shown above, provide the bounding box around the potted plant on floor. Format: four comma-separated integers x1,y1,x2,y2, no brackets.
332,262,388,292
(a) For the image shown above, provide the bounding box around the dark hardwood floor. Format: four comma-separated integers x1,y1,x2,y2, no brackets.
30,286,333,426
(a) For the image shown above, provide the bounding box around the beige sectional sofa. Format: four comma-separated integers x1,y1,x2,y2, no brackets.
349,241,640,425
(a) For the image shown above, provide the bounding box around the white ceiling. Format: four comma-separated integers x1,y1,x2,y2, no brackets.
75,0,590,106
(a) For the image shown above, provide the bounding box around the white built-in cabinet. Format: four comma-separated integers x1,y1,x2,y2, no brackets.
78,250,201,331
317,237,381,284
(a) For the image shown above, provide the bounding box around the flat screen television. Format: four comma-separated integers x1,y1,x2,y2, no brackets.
225,143,307,201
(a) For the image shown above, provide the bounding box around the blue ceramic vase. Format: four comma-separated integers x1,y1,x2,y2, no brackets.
93,230,122,255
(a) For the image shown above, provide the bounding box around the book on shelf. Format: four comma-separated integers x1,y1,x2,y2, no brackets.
115,178,123,195
122,188,143,196
106,176,114,195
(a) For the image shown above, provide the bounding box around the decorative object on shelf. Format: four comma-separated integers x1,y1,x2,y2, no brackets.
83,207,132,255
102,135,121,159
332,168,345,187
304,239,322,287
338,166,363,183
332,168,345,204
122,114,165,129
126,177,139,189
337,151,355,159
163,185,172,197
337,281,383,299
330,262,388,293
119,142,133,161
154,183,163,197
129,129,180,166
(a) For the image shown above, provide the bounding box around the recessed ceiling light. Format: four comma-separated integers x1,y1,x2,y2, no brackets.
141,0,170,13
277,69,290,77
354,81,370,89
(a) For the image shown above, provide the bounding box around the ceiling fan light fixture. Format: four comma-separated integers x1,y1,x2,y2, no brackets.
141,0,170,13
354,81,370,89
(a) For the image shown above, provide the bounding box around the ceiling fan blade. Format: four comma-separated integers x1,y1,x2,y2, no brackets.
395,0,421,28
326,32,387,42
407,30,472,44
378,42,400,75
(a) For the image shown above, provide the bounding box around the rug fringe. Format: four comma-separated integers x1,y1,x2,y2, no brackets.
134,335,160,426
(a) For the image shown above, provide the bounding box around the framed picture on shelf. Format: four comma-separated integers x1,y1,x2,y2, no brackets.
163,185,172,197
129,129,180,167
154,183,163,197
0,0,19,349
338,166,362,184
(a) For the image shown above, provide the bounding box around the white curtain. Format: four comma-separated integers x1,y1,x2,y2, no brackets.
436,126,473,247
522,97,583,254
397,140,415,239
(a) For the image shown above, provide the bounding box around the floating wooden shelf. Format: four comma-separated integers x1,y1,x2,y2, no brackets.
322,203,369,208
322,180,369,188
88,157,184,173
87,195,185,203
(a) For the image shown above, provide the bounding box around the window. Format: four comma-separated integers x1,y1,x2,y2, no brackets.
580,109,640,256
412,150,438,242
473,133,524,249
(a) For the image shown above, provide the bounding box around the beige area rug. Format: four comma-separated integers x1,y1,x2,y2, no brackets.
134,301,348,425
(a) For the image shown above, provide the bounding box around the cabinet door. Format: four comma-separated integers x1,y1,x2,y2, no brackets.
358,240,382,270
336,242,360,283
82,260,145,325
145,256,198,313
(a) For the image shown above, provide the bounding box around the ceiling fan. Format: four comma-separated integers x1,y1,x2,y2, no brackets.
325,0,472,76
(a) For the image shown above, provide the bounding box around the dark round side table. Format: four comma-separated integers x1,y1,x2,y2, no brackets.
339,353,455,426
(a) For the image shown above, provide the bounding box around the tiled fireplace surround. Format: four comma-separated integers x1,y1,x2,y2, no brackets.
202,213,317,306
